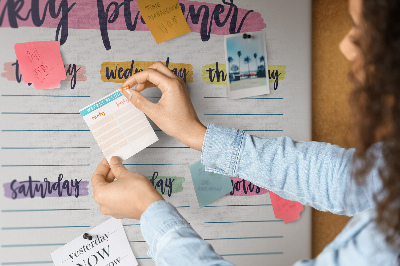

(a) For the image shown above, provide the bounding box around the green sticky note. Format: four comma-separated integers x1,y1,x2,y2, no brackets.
189,160,233,208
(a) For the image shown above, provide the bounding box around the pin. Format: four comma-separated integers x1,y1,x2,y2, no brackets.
243,33,252,39
83,233,95,241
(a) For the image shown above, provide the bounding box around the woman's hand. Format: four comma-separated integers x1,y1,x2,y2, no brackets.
120,62,206,151
92,157,164,220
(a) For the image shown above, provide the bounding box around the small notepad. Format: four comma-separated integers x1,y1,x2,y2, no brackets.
80,90,158,162
51,218,138,265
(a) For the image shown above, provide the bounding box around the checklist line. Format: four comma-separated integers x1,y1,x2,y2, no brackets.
1,164,90,167
204,97,283,99
204,114,283,116
204,220,282,224
1,95,90,98
221,252,283,256
2,209,90,212
1,112,80,115
2,147,90,150
1,226,90,230
2,243,66,248
1,130,90,132
1,261,53,265
204,236,283,241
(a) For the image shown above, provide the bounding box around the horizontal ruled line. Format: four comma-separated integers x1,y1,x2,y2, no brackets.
147,147,190,149
2,209,90,212
204,220,281,224
1,112,80,115
123,164,186,166
204,236,283,241
1,261,53,265
244,130,283,132
1,95,90,98
129,240,146,243
204,97,283,99
1,164,90,167
221,252,283,256
2,243,66,248
1,226,90,230
123,224,140,227
204,204,272,208
1,130,90,132
204,114,283,116
2,147,90,150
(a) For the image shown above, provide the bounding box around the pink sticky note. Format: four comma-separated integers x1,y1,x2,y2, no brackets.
14,41,67,90
269,191,304,224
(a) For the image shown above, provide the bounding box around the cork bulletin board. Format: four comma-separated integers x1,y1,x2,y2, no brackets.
312,0,353,258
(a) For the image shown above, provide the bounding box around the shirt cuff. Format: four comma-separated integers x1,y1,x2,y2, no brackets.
201,124,245,176
140,200,191,260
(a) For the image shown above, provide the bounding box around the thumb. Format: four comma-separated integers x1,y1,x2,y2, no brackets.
109,156,129,178
122,89,156,116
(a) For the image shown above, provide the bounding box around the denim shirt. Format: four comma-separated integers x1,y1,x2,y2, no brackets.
140,124,399,265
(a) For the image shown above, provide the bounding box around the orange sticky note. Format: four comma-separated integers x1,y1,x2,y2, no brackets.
14,41,66,90
269,192,304,224
137,0,191,44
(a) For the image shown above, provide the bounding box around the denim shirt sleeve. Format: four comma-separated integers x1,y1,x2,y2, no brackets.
140,200,234,265
201,124,382,216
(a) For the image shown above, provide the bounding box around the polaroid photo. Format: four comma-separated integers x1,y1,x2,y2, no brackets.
224,31,270,100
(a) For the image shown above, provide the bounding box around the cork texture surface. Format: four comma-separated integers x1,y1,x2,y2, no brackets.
312,0,353,258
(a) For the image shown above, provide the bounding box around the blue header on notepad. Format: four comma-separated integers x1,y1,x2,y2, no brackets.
80,91,123,117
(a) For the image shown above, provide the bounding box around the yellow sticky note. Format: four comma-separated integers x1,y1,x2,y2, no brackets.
137,0,191,44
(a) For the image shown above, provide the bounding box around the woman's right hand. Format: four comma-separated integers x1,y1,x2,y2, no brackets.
120,62,206,151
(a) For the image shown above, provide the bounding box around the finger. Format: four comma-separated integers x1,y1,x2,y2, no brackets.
121,89,159,117
120,69,173,94
92,159,110,189
147,61,177,79
109,156,130,178
105,169,116,183
135,81,156,92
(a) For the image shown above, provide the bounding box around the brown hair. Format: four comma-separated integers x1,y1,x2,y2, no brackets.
350,0,400,251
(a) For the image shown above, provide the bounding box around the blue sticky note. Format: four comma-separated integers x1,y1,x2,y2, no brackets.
189,160,233,208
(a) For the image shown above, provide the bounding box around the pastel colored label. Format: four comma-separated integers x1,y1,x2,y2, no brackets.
227,177,269,196
202,63,286,86
100,58,193,84
147,172,185,197
1,61,86,90
3,175,89,199
0,0,266,50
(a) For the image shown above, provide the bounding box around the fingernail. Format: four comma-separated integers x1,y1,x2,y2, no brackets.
110,156,122,165
120,85,129,92
122,89,133,100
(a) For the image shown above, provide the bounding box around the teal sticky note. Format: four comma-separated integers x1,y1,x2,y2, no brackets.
189,160,233,208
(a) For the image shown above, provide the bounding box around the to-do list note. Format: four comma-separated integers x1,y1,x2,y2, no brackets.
79,90,158,162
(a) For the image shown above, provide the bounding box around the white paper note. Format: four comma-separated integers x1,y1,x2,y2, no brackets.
79,90,158,162
51,218,138,266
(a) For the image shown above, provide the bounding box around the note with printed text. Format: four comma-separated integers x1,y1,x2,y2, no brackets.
51,218,138,266
137,0,191,43
79,90,158,162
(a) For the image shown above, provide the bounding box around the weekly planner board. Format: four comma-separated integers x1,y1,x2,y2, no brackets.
0,0,312,265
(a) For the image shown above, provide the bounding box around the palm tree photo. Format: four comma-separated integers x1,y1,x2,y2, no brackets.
253,53,258,74
244,56,251,78
228,56,233,72
237,51,242,77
